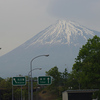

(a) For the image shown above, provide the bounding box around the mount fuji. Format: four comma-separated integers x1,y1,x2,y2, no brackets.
0,20,100,78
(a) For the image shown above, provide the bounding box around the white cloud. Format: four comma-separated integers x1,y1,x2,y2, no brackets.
90,1,100,14
47,0,100,31
48,0,94,18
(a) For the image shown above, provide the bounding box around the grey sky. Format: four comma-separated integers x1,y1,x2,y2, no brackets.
0,0,100,56
48,0,100,29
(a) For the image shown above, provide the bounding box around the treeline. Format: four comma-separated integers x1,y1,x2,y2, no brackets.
0,35,100,100
45,35,100,99
0,77,28,100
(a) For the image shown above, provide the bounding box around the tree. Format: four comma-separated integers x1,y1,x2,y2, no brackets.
62,68,69,90
0,76,28,100
72,35,100,98
0,78,12,100
46,66,63,96
46,66,62,86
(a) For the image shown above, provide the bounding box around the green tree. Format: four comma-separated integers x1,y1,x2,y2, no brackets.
67,72,80,90
0,78,12,100
46,66,62,96
62,68,69,90
46,66,62,86
0,77,3,82
0,76,28,100
72,35,100,98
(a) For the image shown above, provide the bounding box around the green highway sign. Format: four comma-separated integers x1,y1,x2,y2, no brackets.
12,77,26,86
38,76,52,85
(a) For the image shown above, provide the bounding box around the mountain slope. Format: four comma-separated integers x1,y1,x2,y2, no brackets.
22,20,96,48
0,20,100,78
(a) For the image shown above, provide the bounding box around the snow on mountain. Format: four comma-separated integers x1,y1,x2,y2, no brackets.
23,20,95,49
0,20,100,78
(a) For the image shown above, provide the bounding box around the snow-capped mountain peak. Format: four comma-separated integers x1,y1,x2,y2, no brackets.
23,20,95,48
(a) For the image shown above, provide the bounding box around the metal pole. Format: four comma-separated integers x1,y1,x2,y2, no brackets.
28,68,42,100
12,78,14,100
30,55,49,100
79,83,80,90
28,76,30,100
30,61,33,100
21,86,22,100
12,85,13,100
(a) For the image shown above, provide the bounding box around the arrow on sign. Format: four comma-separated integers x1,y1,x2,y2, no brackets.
47,78,49,83
38,76,52,85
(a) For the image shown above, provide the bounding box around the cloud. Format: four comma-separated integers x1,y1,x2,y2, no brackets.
90,1,100,14
46,0,100,32
47,0,100,20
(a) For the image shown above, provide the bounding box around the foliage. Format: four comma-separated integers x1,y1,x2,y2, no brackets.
0,77,3,82
46,66,69,97
0,76,28,100
72,35,100,98
46,66,62,86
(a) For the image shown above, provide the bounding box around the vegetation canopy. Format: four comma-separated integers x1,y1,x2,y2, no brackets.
72,35,100,99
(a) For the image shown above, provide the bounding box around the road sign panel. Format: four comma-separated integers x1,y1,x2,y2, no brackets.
38,76,52,85
12,77,26,86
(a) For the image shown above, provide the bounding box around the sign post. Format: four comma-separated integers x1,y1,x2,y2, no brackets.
12,77,26,100
12,77,26,86
38,76,52,85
